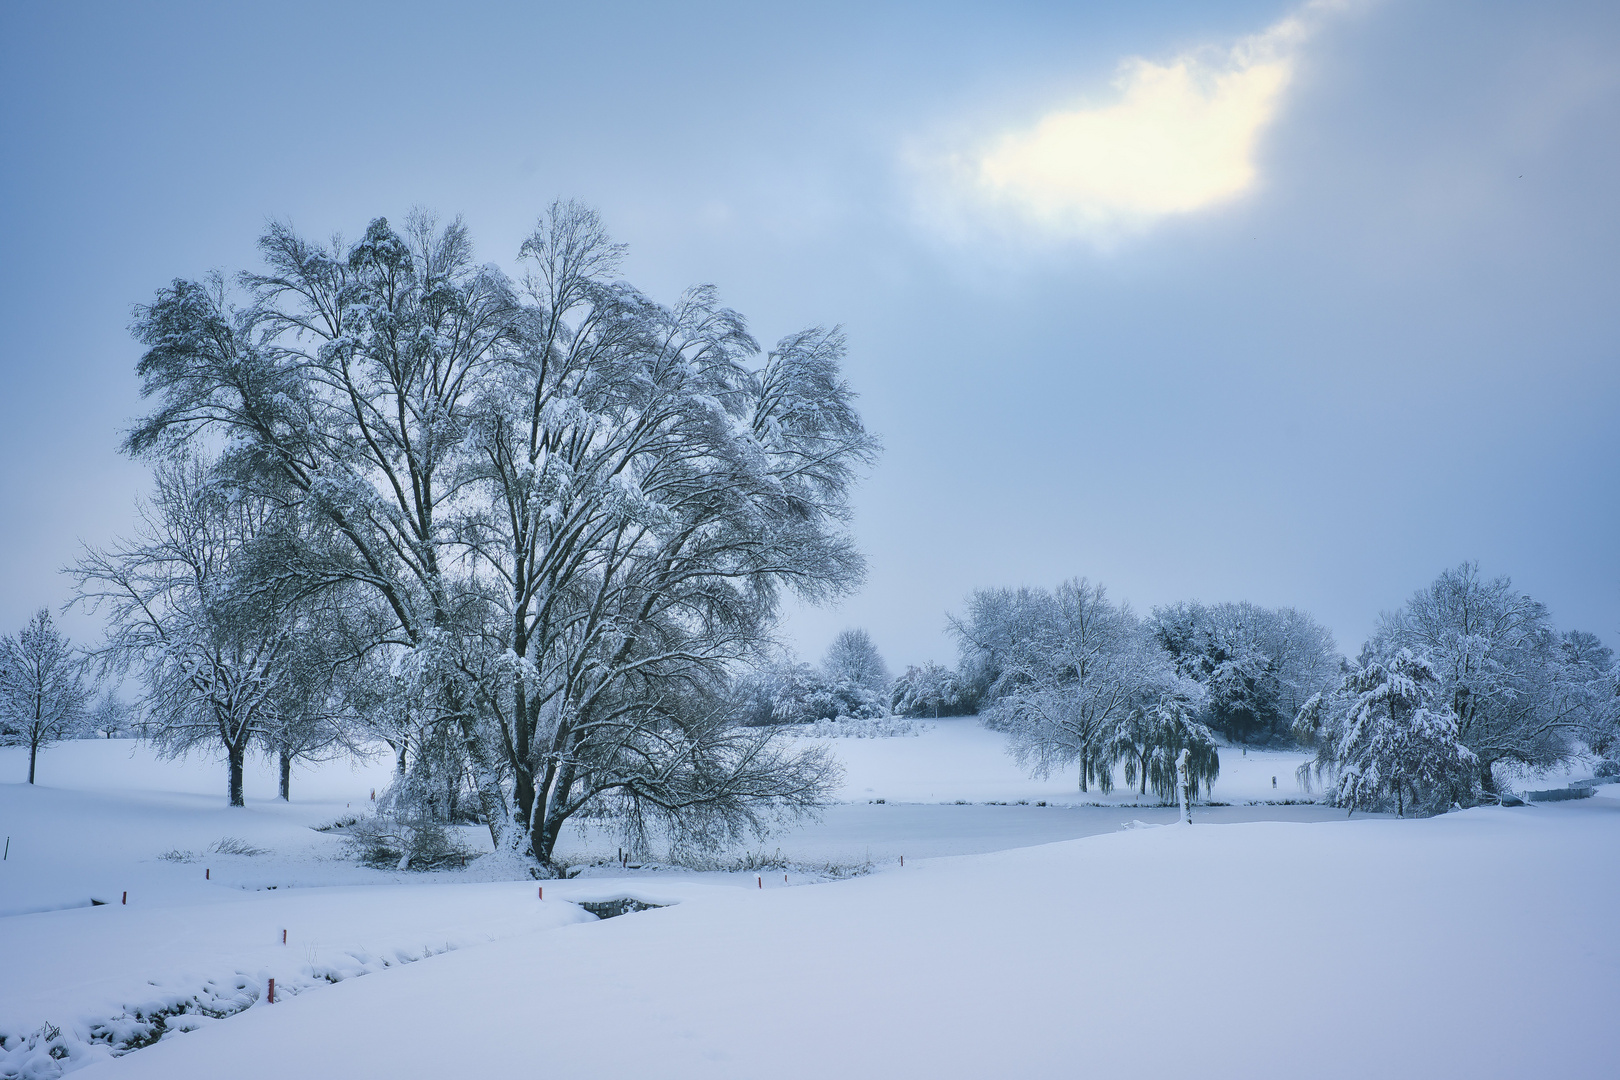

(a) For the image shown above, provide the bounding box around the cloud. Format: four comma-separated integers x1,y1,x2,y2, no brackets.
920,4,1345,245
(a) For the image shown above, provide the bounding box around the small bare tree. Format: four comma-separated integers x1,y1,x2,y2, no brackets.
72,459,307,806
0,609,89,784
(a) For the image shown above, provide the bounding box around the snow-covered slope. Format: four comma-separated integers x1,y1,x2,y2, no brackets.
63,801,1620,1080
4,737,1616,1079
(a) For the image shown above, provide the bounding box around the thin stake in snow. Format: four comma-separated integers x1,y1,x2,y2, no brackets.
282,929,287,944
900,855,904,867
1177,749,1192,825
537,886,543,900
205,868,209,880
3,836,8,860
121,891,126,904
757,876,762,889
267,978,275,1004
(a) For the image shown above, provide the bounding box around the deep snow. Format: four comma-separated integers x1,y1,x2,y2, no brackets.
60,803,1620,1080
3,730,1616,1079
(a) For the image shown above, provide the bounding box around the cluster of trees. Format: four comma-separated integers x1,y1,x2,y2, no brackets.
62,203,875,869
903,563,1617,814
944,579,1228,800
1295,563,1617,815
737,629,892,725
1149,601,1340,745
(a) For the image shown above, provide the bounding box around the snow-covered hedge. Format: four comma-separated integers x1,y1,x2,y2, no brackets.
782,716,925,739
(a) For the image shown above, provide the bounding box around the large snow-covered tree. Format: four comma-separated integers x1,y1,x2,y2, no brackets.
1373,563,1608,793
1295,648,1477,816
0,609,90,784
1150,601,1340,744
121,204,869,866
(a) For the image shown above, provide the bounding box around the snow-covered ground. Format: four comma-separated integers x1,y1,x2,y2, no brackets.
823,716,1315,804
3,732,1617,1079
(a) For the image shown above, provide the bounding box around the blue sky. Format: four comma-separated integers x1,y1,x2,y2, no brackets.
2,0,1616,668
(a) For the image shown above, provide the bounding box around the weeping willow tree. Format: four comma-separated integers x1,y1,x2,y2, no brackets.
1116,695,1221,801
961,579,1213,797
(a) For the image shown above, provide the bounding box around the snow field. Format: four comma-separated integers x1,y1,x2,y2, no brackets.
816,716,1315,805
5,733,1618,1078
65,800,1620,1080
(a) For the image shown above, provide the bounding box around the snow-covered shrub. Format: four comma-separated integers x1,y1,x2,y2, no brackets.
1523,785,1596,802
786,716,924,738
343,814,468,871
735,662,887,725
1594,759,1620,779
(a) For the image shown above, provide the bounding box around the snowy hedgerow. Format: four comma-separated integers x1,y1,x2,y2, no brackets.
1295,648,1478,816
735,661,887,725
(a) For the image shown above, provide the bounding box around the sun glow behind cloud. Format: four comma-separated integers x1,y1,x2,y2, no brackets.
934,5,1344,244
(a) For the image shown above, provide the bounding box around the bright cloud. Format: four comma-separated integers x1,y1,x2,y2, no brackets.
956,6,1336,241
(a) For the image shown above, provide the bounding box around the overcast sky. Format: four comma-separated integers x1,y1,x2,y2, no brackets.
2,0,1616,670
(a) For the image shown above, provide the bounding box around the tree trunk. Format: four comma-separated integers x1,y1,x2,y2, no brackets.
1396,784,1404,818
228,744,246,807
396,741,407,775
532,758,580,870
1177,749,1191,825
278,750,292,801
28,738,38,785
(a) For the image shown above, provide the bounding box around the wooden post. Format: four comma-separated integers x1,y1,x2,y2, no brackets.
757,875,762,889
122,891,127,905
282,929,287,944
1177,749,1192,825
538,886,543,900
205,868,210,880
268,978,275,1004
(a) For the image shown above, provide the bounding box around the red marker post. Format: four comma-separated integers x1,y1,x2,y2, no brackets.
537,886,543,900
267,978,275,1004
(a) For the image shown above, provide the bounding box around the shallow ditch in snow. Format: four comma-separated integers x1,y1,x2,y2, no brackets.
0,895,661,1080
